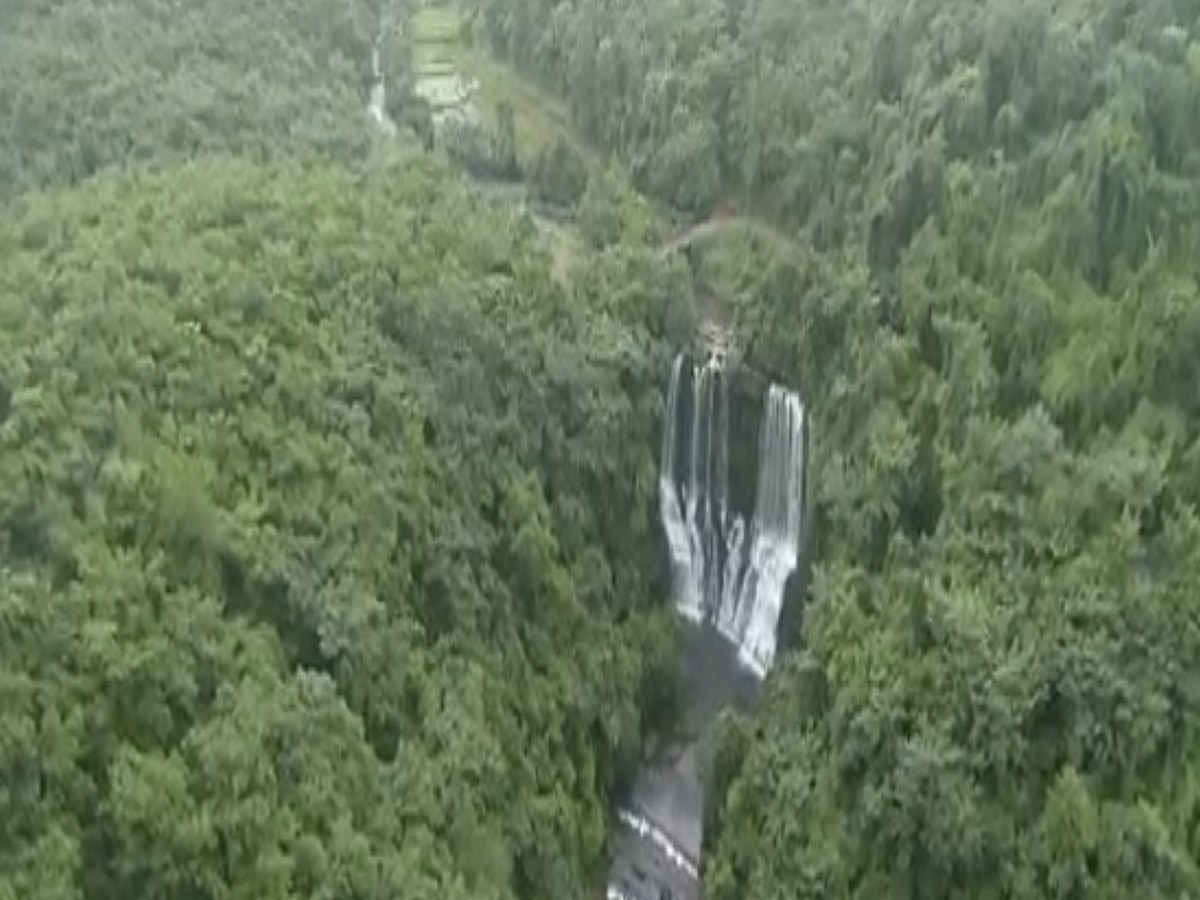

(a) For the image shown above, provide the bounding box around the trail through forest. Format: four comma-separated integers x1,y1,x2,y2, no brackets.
659,210,798,258
408,1,796,283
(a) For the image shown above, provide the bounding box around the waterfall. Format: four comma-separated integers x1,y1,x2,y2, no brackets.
723,385,807,676
659,354,732,624
608,351,803,900
659,353,808,678
367,3,397,134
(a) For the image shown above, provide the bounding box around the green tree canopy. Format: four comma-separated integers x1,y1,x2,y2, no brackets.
0,154,678,900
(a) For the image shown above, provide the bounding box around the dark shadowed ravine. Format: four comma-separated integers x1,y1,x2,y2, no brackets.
607,625,760,900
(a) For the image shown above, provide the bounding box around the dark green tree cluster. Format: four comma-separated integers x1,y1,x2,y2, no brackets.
465,0,1200,241
0,0,380,195
530,138,589,208
467,0,1200,894
0,152,685,899
8,0,1200,893
442,102,522,181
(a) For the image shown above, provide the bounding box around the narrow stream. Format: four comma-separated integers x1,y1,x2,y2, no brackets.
367,1,396,134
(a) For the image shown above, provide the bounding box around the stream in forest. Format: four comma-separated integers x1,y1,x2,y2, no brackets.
366,2,396,134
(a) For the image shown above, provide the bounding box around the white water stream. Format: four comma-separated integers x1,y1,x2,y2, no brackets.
607,353,808,900
367,5,397,134
659,353,808,677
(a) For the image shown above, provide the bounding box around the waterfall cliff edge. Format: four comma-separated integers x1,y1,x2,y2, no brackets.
606,351,812,900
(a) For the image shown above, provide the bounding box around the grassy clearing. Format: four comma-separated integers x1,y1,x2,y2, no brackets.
410,4,461,61
459,49,600,170
409,3,779,277
411,4,597,170
547,223,584,282
411,4,592,282
411,4,461,39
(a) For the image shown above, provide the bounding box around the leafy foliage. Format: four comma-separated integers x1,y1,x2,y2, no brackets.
530,137,588,208
0,0,402,196
0,152,682,900
0,0,706,892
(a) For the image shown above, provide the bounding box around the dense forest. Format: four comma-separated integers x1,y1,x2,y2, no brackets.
0,0,390,194
4,0,1200,897
0,1,691,898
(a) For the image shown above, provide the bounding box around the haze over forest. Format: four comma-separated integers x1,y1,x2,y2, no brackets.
1,0,1199,898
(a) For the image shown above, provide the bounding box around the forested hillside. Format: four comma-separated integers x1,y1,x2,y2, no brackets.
0,155,691,899
0,0,379,194
465,0,1200,895
0,1,689,898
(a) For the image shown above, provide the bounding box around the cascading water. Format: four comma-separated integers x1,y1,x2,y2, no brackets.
367,2,397,134
659,353,808,678
658,354,730,626
605,351,806,900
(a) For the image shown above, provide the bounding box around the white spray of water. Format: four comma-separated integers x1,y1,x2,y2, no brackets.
367,6,397,134
610,352,806,900
658,355,701,621
616,809,699,880
660,354,731,624
659,354,807,678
